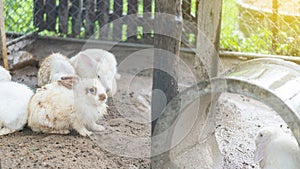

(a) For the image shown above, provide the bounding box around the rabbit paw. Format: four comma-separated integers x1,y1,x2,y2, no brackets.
90,123,105,132
75,126,93,137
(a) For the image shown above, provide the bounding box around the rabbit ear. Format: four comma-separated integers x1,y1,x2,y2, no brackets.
58,75,79,89
254,134,269,163
77,52,97,69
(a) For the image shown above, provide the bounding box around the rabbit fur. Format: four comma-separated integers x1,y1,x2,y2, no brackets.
28,76,107,136
0,65,11,81
70,49,120,96
38,53,76,87
0,81,34,135
254,126,300,169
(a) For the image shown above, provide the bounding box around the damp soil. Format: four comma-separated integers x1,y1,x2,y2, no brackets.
0,38,292,168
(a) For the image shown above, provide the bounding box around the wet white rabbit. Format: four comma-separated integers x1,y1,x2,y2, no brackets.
0,65,11,81
254,126,300,169
70,49,120,96
37,53,76,87
28,76,108,136
0,81,34,135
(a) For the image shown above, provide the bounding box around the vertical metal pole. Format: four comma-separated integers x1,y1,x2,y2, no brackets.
0,0,8,70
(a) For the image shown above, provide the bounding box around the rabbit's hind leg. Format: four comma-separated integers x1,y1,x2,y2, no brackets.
48,129,70,135
36,126,70,135
0,127,16,136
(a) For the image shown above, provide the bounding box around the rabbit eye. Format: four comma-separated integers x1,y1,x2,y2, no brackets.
87,87,97,94
259,133,263,137
97,75,101,79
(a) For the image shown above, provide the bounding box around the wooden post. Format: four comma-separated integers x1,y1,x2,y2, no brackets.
151,0,223,168
195,0,223,79
150,4,183,168
0,0,8,70
151,0,182,135
271,0,279,54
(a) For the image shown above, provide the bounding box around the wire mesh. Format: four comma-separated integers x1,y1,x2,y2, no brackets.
3,0,197,47
4,0,300,56
221,0,300,56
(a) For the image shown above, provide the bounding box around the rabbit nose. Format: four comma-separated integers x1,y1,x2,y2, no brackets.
98,93,107,101
106,88,111,93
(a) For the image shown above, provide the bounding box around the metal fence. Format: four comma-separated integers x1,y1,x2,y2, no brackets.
222,0,300,56
3,0,300,56
32,0,197,46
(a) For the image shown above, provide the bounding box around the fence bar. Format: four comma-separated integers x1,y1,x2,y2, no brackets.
59,0,69,34
143,0,152,14
97,0,110,39
70,0,83,37
182,0,191,20
45,0,57,31
143,0,153,41
195,0,199,22
85,0,96,38
127,0,138,40
0,0,7,69
33,0,45,30
112,0,123,40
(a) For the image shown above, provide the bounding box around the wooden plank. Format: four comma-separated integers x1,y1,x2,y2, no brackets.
127,0,138,40
112,0,123,40
58,0,69,34
45,0,57,31
70,0,83,37
33,0,45,30
97,0,110,39
85,0,96,38
0,0,7,69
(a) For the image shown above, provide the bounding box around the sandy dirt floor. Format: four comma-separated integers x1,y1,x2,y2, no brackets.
0,38,293,168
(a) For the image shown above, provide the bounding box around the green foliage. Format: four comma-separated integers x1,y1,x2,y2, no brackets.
220,0,300,56
3,0,36,33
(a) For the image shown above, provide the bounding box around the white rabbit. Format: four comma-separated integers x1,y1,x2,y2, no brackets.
0,81,34,135
0,65,11,81
37,53,76,87
28,76,108,136
254,126,300,169
70,49,120,96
